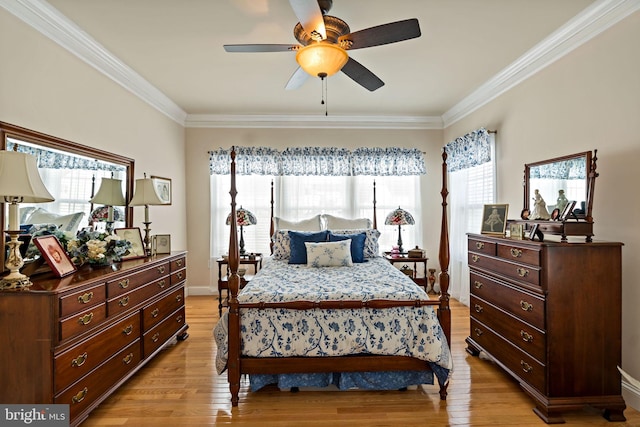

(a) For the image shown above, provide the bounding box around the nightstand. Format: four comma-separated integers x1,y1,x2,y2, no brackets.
384,253,430,293
216,255,262,316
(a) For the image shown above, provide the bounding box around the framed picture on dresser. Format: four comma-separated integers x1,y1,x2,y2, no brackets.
33,235,76,277
481,204,508,235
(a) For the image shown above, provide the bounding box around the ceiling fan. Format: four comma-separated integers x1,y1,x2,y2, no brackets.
223,0,421,92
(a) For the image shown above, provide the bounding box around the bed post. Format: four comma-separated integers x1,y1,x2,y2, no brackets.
372,180,377,230
227,147,241,406
270,179,275,254
438,149,451,347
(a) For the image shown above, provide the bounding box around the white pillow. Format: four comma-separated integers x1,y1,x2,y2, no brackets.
273,215,322,232
26,208,85,233
305,240,353,267
322,214,371,230
19,206,38,224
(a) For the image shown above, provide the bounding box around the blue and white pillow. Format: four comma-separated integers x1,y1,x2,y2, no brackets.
330,228,380,258
305,240,353,267
328,232,366,263
271,230,291,260
288,230,329,264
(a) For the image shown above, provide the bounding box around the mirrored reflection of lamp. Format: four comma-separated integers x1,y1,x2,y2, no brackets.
0,150,55,290
89,176,126,234
385,206,415,254
226,206,257,256
296,43,349,78
129,174,165,255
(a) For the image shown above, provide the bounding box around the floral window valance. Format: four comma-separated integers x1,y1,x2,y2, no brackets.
444,128,492,172
529,159,586,180
7,139,126,172
208,146,426,177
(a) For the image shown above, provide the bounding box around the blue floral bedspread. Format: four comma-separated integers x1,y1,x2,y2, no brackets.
214,257,453,390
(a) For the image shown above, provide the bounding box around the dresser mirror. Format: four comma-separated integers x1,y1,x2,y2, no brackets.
1,121,134,270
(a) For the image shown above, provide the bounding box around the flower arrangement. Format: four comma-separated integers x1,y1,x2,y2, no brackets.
67,229,132,266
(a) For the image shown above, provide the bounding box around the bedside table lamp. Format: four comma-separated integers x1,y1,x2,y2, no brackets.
90,176,126,234
0,150,55,290
385,206,415,254
226,206,257,256
129,174,165,255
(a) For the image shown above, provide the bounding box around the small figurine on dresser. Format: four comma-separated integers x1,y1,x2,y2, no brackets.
531,189,551,220
556,189,568,214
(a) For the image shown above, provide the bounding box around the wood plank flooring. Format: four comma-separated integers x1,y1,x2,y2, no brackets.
82,296,640,426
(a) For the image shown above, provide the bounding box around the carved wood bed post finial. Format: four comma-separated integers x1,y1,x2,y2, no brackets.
439,148,451,347
227,146,241,406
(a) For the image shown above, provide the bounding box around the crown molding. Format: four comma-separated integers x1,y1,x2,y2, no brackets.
442,0,640,128
185,114,443,130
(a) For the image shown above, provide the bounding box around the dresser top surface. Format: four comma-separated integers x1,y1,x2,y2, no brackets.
467,233,623,248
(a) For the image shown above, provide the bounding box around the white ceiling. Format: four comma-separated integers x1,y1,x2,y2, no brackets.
7,0,636,127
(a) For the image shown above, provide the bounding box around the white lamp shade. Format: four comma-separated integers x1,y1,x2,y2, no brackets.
90,177,126,206
295,43,349,77
0,151,54,202
129,178,164,206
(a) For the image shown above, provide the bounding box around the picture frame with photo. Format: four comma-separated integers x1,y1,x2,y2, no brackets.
481,204,509,235
559,200,577,221
151,175,172,205
114,227,146,260
528,223,540,240
509,223,524,240
550,208,560,221
33,235,77,277
153,234,172,254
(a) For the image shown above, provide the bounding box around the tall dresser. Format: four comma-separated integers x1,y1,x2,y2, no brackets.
0,252,188,427
465,234,625,424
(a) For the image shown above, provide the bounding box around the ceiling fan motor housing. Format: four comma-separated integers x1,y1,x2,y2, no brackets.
294,15,350,45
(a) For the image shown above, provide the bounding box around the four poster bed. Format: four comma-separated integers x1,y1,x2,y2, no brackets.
215,147,453,406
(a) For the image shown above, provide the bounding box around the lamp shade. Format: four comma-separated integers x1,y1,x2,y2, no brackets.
226,207,257,227
129,178,164,206
385,207,415,226
0,151,54,202
295,43,349,77
90,177,126,206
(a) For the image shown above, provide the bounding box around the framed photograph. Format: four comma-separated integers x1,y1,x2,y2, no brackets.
151,175,172,205
528,223,540,240
550,208,560,221
33,235,76,277
114,227,146,260
153,234,172,254
481,204,509,235
509,223,523,240
559,200,577,221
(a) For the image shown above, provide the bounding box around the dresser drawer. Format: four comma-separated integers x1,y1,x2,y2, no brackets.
171,257,186,272
171,269,186,285
469,253,541,287
497,243,540,267
59,303,107,341
55,340,141,422
468,238,496,256
107,262,170,298
142,288,185,332
470,271,545,330
143,307,186,357
470,319,545,393
470,295,546,363
59,283,106,318
55,311,141,393
107,279,165,317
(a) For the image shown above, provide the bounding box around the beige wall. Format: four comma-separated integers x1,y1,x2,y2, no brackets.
185,128,443,294
444,11,640,409
0,9,187,256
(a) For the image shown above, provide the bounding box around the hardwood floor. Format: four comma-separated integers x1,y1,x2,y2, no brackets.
82,296,640,426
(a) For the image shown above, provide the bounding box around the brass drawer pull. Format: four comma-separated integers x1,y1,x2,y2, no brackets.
123,353,134,365
471,255,479,263
123,325,134,335
72,387,88,404
176,259,183,267
520,360,533,373
474,327,483,337
475,242,484,250
151,308,160,318
176,294,183,303
176,315,184,323
520,300,534,312
119,279,130,289
474,281,483,289
157,279,166,289
78,312,94,326
474,304,483,313
157,266,166,274
177,272,183,280
77,292,94,304
510,248,522,258
152,332,161,343
119,296,130,307
71,352,88,367
520,330,534,343
516,267,529,277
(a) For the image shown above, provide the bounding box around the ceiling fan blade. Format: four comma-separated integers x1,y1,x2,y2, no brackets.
340,57,384,92
224,44,300,53
289,0,326,40
285,66,310,90
339,18,421,50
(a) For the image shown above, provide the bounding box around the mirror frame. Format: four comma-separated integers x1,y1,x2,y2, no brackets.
1,121,135,271
523,150,595,222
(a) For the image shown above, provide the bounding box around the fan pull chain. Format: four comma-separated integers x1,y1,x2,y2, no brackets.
318,72,328,116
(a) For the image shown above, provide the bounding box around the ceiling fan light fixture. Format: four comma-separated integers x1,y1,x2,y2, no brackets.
295,43,348,77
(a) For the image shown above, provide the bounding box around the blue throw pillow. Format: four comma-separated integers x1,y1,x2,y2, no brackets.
288,230,329,264
329,232,366,263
